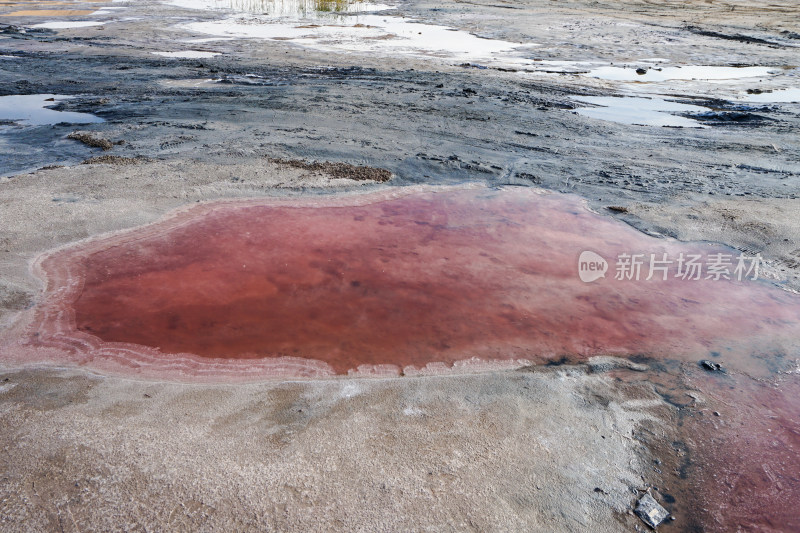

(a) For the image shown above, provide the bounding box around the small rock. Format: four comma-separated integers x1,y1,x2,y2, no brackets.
635,493,670,529
636,68,648,75
700,360,723,372
68,132,113,151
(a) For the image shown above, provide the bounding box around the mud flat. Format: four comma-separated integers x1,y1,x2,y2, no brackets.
1,0,799,531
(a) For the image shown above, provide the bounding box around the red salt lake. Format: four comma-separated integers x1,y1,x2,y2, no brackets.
15,185,800,378
6,185,800,530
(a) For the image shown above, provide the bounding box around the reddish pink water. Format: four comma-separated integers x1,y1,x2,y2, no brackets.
7,186,800,530
688,372,800,532
25,186,797,376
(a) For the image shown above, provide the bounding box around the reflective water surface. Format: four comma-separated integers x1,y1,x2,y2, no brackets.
0,94,103,126
571,95,708,128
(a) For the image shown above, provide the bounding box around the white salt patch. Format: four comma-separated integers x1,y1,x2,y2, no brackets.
30,21,106,29
536,60,601,66
338,382,361,399
571,95,707,128
182,37,237,43
153,50,221,58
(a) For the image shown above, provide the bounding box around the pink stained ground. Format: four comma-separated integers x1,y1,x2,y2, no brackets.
688,372,800,532
18,185,797,376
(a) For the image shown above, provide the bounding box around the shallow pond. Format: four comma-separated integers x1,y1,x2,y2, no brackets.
0,94,103,126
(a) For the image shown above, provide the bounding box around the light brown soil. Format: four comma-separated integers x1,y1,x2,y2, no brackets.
0,364,675,532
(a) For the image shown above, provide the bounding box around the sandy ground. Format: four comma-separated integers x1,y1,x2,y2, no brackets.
1,0,799,530
626,196,800,291
0,363,676,532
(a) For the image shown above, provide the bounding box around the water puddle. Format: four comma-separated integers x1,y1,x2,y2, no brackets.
588,65,775,82
683,370,800,531
173,0,534,66
520,59,605,75
741,87,800,103
179,0,385,18
611,352,800,531
2,9,97,16
29,20,105,28
571,95,708,128
0,94,103,125
12,186,800,379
